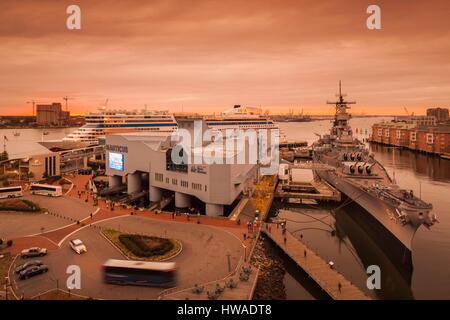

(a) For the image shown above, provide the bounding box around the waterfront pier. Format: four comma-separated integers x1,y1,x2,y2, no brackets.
262,223,371,300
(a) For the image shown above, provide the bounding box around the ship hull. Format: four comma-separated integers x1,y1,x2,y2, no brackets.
317,170,419,253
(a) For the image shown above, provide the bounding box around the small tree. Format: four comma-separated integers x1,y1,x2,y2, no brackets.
7,239,13,247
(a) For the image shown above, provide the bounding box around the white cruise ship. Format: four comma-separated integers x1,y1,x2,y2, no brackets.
205,105,286,142
63,108,178,144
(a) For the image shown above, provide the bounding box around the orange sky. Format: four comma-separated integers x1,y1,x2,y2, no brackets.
1,0,449,116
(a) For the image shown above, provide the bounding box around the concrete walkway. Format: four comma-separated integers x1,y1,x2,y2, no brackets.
262,223,371,300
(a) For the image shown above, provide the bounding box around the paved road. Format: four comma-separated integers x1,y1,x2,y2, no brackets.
0,194,95,239
10,215,243,300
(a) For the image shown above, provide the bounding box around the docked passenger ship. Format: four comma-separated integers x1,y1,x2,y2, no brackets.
63,108,178,144
205,105,285,142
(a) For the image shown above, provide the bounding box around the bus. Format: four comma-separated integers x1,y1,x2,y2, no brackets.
29,183,63,197
0,186,23,199
103,259,177,287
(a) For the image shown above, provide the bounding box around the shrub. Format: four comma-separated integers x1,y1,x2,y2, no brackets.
7,240,13,247
118,234,174,257
0,199,40,212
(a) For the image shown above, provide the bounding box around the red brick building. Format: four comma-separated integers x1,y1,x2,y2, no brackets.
371,122,416,147
372,122,450,155
411,126,450,154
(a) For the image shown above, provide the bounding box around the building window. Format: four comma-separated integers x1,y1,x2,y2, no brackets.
166,177,169,183
410,131,417,142
377,128,383,137
396,130,401,139
427,133,434,145
191,183,202,190
384,129,390,137
155,173,164,182
172,178,177,185
205,185,207,192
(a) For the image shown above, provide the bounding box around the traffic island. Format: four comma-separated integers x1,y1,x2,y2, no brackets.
102,229,182,261
0,199,41,213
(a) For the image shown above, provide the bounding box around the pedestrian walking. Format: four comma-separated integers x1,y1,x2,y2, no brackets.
283,237,287,245
304,250,307,258
90,213,93,219
338,282,342,293
243,233,247,241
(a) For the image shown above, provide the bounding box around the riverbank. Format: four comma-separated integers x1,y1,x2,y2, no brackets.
251,234,286,300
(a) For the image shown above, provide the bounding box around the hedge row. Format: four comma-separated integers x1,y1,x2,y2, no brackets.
118,234,174,257
0,200,40,212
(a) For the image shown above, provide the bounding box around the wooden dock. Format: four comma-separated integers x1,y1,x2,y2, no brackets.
275,180,341,202
262,224,371,300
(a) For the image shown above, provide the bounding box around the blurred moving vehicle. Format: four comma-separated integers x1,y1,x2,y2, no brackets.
21,247,47,258
19,264,49,280
15,260,43,274
70,239,87,254
103,259,177,287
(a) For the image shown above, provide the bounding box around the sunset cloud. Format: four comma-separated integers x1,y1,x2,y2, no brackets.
0,0,449,115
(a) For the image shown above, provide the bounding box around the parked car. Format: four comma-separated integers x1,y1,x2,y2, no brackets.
21,247,47,258
19,264,48,280
69,239,87,254
15,260,43,274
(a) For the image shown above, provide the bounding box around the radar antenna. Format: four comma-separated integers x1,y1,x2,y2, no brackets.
326,81,356,114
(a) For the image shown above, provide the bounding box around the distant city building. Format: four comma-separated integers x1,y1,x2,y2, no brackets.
36,103,70,126
393,115,436,126
427,108,449,124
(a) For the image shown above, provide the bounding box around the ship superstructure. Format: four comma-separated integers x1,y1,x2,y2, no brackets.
63,108,177,144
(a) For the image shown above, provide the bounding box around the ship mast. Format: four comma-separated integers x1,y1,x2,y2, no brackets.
327,81,356,114
326,81,356,139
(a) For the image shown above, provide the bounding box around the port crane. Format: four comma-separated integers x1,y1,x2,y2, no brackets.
26,100,40,116
62,96,74,112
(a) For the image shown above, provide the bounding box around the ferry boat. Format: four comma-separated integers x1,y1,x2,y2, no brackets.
63,108,178,144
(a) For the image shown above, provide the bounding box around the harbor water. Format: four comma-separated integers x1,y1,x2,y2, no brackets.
1,117,449,299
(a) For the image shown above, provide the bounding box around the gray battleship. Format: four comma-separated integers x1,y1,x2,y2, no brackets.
312,82,437,253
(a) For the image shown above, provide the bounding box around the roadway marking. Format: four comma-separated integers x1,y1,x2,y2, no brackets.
57,214,131,247
27,208,100,238
7,254,19,300
63,177,75,196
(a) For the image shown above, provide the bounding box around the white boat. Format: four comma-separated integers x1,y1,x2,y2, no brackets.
63,108,178,144
204,105,286,142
